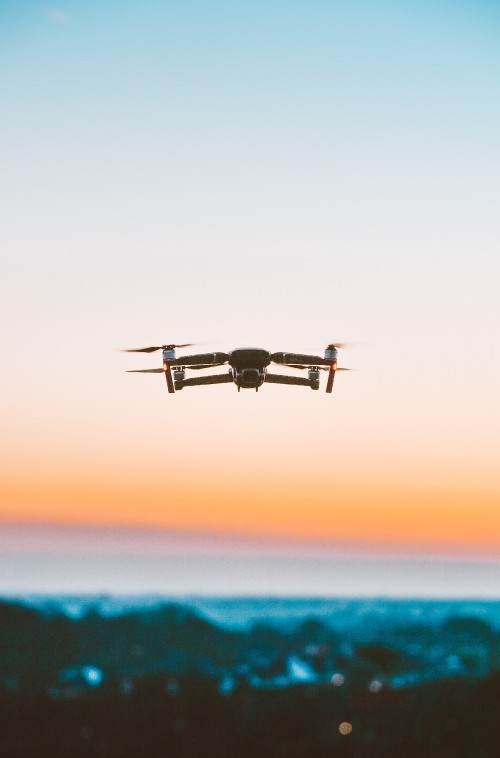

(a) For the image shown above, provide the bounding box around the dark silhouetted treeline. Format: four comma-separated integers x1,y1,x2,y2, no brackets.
1,598,499,756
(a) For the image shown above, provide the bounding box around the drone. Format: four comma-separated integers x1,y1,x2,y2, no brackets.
125,343,350,393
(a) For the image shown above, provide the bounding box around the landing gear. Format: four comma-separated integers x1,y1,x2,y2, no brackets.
326,363,336,393
163,362,175,393
324,346,339,394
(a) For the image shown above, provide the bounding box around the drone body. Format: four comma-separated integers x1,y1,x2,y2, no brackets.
126,344,349,394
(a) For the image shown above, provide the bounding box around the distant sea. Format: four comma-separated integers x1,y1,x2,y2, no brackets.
6,594,500,631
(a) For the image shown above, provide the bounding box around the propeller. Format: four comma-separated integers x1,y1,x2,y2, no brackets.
123,343,195,353
126,365,236,373
284,364,352,371
125,365,176,393
284,364,329,371
188,363,227,370
126,368,166,373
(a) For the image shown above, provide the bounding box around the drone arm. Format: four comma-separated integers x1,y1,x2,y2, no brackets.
175,372,233,390
170,352,229,367
265,373,313,387
271,352,329,366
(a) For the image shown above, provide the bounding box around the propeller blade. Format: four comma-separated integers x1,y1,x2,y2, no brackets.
284,364,351,371
126,368,165,373
123,343,196,353
326,342,363,350
188,363,226,370
124,346,163,353
283,364,330,371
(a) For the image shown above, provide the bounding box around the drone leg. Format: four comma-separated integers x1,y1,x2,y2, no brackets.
164,363,175,394
326,364,336,394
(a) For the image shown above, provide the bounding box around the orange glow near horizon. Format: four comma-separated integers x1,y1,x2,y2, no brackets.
2,466,499,557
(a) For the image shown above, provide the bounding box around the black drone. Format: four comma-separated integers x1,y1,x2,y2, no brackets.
125,344,350,393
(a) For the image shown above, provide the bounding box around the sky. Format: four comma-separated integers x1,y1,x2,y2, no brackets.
1,0,499,595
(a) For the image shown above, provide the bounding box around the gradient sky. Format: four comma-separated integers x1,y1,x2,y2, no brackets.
1,0,499,594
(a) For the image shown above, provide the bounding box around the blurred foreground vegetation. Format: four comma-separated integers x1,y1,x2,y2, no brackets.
1,598,499,756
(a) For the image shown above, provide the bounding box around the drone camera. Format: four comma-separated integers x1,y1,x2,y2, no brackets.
237,368,264,388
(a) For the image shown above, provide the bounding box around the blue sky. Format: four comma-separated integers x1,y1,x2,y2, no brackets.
1,0,500,594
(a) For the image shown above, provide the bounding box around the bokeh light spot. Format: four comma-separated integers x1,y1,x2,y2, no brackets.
331,673,345,686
